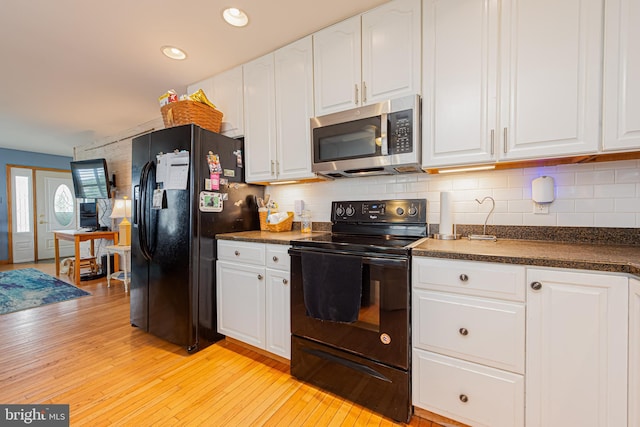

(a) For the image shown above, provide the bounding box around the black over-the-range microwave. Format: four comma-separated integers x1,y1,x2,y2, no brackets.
310,94,422,178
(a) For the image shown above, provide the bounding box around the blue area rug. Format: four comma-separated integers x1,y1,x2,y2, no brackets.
0,268,91,315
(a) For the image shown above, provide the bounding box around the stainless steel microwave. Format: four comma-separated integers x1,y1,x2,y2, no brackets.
310,94,422,178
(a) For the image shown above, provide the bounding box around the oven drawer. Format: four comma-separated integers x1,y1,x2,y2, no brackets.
413,349,524,427
217,240,265,265
266,244,290,271
413,290,525,374
292,336,411,423
413,257,525,302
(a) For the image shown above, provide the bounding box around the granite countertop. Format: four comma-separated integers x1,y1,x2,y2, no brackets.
217,229,640,278
412,238,640,277
216,230,330,245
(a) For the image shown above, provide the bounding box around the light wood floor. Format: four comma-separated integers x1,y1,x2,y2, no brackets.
0,261,445,427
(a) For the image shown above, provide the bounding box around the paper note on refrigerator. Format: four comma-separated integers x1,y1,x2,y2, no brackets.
164,151,190,190
156,154,167,183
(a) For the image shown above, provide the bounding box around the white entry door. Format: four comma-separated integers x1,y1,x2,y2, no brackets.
35,170,76,260
10,168,35,263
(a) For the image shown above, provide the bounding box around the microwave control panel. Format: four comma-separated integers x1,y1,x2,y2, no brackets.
388,110,413,154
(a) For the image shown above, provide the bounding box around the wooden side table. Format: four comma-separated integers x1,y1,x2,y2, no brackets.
105,245,131,292
54,230,119,284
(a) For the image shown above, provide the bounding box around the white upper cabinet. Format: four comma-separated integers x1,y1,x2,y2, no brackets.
274,36,316,182
244,37,315,183
602,0,640,151
500,0,602,160
187,66,244,138
422,0,499,167
313,16,361,116
313,0,421,116
243,54,277,183
422,0,603,168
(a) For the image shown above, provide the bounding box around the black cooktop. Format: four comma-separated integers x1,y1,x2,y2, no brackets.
290,199,428,256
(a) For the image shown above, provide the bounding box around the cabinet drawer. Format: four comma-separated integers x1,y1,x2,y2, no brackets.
217,240,265,265
413,290,524,373
413,257,525,301
266,244,291,271
413,349,524,427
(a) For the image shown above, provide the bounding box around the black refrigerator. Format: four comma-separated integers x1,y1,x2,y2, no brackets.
130,124,263,353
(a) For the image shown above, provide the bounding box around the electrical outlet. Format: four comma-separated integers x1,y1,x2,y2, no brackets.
533,202,549,214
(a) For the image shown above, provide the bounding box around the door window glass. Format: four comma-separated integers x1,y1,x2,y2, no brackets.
53,184,74,226
15,175,30,233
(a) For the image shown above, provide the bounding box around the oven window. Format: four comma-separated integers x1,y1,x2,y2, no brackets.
314,116,382,162
356,277,380,332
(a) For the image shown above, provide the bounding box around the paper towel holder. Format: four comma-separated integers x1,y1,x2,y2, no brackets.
532,176,555,203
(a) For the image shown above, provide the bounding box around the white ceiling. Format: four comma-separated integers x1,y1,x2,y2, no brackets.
0,0,389,157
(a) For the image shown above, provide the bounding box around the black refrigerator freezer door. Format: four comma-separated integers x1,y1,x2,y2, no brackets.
130,133,151,331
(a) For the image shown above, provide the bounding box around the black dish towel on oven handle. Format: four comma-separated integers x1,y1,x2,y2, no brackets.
301,251,363,323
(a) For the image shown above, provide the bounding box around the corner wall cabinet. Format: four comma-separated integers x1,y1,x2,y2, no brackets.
216,240,291,359
244,36,315,183
313,0,421,116
602,0,640,151
187,66,244,138
422,0,603,168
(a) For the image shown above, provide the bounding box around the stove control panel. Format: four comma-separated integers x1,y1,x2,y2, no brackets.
332,199,427,223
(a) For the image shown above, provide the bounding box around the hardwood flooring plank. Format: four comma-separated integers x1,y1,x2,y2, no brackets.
0,262,446,427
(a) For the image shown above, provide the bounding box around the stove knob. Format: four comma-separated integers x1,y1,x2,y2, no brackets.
408,206,418,216
335,205,345,216
396,207,405,216
345,205,355,216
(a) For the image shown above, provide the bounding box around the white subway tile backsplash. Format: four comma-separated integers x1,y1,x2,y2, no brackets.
549,200,575,213
557,185,594,199
575,198,614,213
594,159,638,170
615,168,640,183
508,200,532,213
615,198,640,212
552,172,577,186
525,213,558,226
492,213,524,225
594,213,636,227
557,213,594,226
576,170,615,185
478,175,509,188
594,183,636,198
493,187,524,201
267,160,640,228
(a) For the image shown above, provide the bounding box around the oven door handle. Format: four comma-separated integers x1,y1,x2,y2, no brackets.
362,256,407,269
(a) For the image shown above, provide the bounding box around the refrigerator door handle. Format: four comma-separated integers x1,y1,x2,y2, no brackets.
133,185,140,226
139,161,155,261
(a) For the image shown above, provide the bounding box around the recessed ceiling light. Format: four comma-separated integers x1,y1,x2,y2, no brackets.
161,45,187,60
222,7,249,27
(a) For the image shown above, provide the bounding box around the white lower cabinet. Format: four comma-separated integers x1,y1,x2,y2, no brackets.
413,350,524,427
526,268,628,427
216,240,291,359
412,257,525,427
413,257,633,426
630,278,640,427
